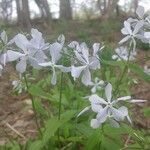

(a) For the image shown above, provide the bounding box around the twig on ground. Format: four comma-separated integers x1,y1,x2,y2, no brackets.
5,122,26,139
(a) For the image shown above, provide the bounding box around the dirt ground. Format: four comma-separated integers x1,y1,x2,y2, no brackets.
0,65,37,145
0,50,149,145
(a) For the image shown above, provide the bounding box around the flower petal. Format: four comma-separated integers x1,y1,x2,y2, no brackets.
89,57,100,70
133,21,143,35
136,5,145,18
111,106,128,121
75,51,86,64
14,34,29,53
129,99,147,103
121,28,129,35
50,42,62,63
119,35,130,44
16,58,27,73
105,83,112,102
93,43,100,56
96,106,108,123
71,65,85,78
124,21,132,35
91,104,103,113
108,118,120,128
77,106,90,117
80,43,89,63
117,96,131,101
81,68,91,85
91,86,96,93
89,94,107,105
7,50,24,61
1,30,7,44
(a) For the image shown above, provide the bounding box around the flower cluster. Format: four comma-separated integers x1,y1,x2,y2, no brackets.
113,6,150,61
0,6,149,129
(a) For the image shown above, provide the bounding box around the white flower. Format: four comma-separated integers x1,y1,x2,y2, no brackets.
28,28,49,63
0,31,15,66
89,83,131,128
89,77,104,93
0,30,14,45
92,43,104,58
136,5,145,19
68,41,79,49
144,32,150,44
6,34,40,73
71,43,100,85
78,83,147,127
144,65,150,75
39,42,70,85
1,30,8,45
112,46,136,61
119,21,144,44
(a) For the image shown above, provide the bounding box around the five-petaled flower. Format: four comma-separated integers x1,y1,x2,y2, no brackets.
71,43,100,85
119,21,144,44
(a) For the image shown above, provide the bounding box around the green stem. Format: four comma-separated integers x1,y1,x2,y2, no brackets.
23,73,42,136
58,72,63,144
99,125,104,149
58,72,63,120
114,40,134,96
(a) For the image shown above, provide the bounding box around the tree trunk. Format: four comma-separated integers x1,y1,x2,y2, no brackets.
15,0,22,25
34,0,51,24
105,0,119,18
60,0,72,20
41,0,51,23
21,0,31,30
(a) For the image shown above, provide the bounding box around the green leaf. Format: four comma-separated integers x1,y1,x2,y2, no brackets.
42,110,76,147
42,118,62,146
129,63,150,82
85,129,102,150
28,85,52,101
28,140,42,150
142,107,150,117
101,59,125,69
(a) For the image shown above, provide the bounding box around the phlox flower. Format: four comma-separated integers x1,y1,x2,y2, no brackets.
89,83,131,128
0,30,14,66
112,46,136,61
89,77,104,93
28,28,49,63
71,42,101,85
144,65,150,75
78,83,146,128
6,33,40,73
39,41,70,85
119,21,144,45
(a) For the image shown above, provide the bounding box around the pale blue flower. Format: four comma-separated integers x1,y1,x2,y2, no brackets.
7,34,40,73
39,42,70,85
119,21,144,44
89,77,104,93
71,43,100,85
112,46,136,61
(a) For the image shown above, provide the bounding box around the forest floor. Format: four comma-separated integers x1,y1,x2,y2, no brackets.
0,19,150,145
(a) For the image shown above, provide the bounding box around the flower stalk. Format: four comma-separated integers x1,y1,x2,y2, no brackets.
58,72,64,144
23,73,42,136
